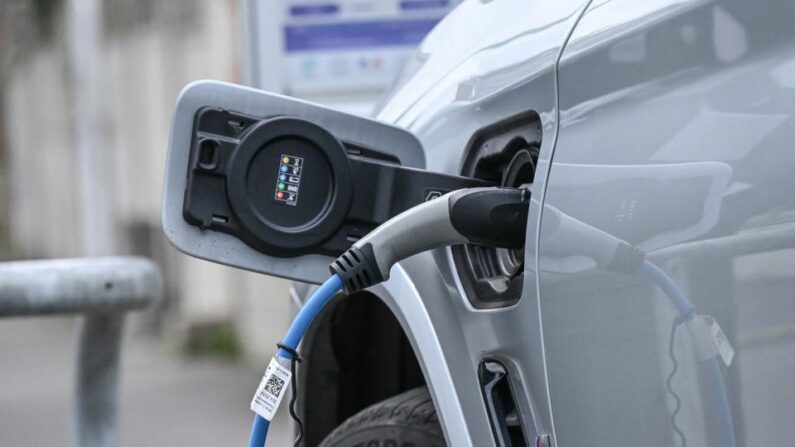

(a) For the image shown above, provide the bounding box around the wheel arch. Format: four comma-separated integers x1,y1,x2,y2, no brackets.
297,288,426,445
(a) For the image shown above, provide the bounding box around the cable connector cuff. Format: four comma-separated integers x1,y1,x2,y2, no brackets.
330,244,384,294
606,242,646,273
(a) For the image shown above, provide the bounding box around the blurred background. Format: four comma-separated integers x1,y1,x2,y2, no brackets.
0,0,458,445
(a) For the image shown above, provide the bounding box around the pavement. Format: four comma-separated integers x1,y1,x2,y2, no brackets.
0,316,292,446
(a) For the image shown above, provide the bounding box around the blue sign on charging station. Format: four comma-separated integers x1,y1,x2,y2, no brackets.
281,0,459,95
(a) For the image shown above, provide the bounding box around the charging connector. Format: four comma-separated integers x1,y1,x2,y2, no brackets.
331,187,530,294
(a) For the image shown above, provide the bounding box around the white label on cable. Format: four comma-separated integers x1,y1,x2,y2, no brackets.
250,357,292,421
684,315,719,361
706,316,735,367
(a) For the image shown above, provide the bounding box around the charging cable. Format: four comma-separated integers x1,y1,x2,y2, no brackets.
246,187,733,447
247,187,530,446
541,206,735,446
641,260,736,447
248,275,342,447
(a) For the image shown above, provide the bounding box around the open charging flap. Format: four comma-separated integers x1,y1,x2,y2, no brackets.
163,81,487,283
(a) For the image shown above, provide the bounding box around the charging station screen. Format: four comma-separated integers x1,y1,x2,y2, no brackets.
283,0,460,95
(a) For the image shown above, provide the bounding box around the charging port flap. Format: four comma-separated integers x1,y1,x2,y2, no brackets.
164,81,429,283
164,81,485,284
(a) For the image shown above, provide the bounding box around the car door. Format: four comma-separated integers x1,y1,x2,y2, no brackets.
541,0,795,445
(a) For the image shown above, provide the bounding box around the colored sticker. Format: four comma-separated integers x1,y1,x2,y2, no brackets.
275,154,304,206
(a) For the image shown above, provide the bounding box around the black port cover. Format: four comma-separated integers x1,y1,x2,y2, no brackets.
183,108,489,259
225,117,353,256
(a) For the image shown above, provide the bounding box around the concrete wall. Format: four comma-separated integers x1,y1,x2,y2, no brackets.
2,0,290,362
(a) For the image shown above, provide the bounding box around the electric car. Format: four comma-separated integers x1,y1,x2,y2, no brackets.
164,0,795,445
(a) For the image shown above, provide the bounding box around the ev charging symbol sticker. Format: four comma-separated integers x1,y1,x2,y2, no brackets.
275,154,303,206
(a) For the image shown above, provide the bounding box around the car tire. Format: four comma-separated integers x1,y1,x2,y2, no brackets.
319,386,445,447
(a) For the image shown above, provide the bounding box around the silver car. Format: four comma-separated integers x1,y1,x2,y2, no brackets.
165,0,795,445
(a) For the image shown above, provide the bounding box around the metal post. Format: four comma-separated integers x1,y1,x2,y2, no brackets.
76,313,124,447
0,257,161,447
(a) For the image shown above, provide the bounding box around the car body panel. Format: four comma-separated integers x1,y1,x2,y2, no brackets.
372,0,590,444
541,0,795,445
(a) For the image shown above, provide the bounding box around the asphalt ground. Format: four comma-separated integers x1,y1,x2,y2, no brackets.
0,317,292,446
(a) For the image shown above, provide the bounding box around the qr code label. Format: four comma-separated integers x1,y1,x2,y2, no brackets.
709,317,735,367
250,357,292,420
264,375,285,397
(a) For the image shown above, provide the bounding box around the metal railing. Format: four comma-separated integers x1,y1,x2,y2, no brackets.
0,257,162,447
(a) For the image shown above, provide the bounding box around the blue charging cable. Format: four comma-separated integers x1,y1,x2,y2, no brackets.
641,260,694,317
641,260,735,447
248,274,343,447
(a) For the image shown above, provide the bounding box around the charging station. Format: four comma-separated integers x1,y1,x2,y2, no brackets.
241,0,461,112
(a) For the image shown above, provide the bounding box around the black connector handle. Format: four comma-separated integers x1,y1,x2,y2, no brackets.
448,187,530,250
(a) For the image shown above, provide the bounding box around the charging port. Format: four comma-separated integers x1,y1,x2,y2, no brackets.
453,113,540,309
